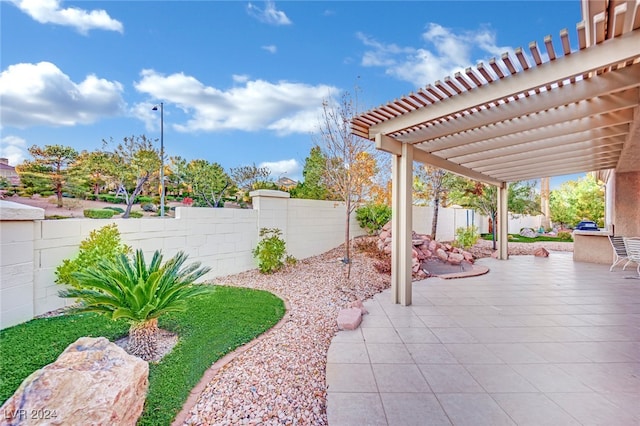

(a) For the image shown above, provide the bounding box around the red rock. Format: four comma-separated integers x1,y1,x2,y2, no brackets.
429,241,438,252
534,247,550,257
348,299,368,315
436,248,448,262
448,253,464,264
337,308,362,330
379,230,389,240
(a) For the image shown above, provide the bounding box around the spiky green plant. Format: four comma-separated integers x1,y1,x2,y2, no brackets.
59,250,212,361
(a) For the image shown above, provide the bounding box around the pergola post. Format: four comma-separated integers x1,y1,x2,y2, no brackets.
497,182,509,260
391,142,413,305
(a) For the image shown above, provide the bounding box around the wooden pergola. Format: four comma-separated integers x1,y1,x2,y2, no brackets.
351,0,640,305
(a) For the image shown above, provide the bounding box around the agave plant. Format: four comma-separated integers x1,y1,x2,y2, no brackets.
60,249,212,361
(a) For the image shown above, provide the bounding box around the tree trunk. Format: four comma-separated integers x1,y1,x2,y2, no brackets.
128,318,159,361
491,213,497,250
431,196,440,239
56,182,63,208
344,199,351,279
123,176,148,218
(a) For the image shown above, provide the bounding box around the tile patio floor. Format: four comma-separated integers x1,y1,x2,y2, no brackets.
326,253,640,425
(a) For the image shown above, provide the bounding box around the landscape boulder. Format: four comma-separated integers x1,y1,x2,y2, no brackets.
0,337,148,426
519,227,538,238
337,308,363,330
534,247,550,257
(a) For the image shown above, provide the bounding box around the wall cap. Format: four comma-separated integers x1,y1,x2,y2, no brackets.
249,190,291,199
0,200,45,220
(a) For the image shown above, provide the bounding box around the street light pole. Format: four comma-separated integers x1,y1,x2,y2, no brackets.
152,102,165,217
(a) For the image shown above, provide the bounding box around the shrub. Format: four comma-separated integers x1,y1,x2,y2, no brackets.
252,228,288,274
60,250,212,361
356,203,392,235
83,208,115,219
128,210,144,218
55,224,131,288
455,226,479,249
557,230,572,240
141,203,156,212
104,206,125,214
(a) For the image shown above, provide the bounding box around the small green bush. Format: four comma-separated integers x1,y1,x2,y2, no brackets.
557,230,572,240
83,209,115,219
252,228,288,274
455,226,479,249
103,206,125,214
55,224,131,288
356,203,392,235
128,210,143,218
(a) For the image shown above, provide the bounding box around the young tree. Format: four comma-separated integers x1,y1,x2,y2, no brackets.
316,92,377,276
16,145,78,207
68,150,114,197
290,146,330,200
103,135,160,218
413,165,453,239
183,159,235,207
230,163,271,205
449,178,539,249
550,174,604,227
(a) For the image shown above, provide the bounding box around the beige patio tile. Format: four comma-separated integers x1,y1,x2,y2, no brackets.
380,393,451,426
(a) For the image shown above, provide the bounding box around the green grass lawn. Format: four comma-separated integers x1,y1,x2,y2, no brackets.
0,286,285,425
481,233,573,243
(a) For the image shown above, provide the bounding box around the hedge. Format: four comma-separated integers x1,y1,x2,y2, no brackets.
83,209,116,219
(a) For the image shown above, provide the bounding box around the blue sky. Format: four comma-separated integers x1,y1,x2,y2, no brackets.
1,0,585,186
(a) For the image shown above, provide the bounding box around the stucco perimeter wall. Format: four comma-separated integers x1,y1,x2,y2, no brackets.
0,191,365,329
411,206,542,240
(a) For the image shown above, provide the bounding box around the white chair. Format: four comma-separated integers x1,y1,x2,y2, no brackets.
622,237,640,278
609,235,631,271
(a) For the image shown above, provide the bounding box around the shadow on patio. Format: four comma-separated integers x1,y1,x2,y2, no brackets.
327,253,640,425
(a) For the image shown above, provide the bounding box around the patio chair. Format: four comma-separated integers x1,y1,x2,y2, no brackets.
609,235,632,271
622,237,640,278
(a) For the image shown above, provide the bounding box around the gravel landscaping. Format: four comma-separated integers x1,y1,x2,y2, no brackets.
180,238,573,425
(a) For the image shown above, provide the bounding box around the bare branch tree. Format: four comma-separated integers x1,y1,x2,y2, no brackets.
316,91,377,277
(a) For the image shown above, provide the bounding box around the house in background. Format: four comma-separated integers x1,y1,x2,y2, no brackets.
0,158,20,186
276,176,298,190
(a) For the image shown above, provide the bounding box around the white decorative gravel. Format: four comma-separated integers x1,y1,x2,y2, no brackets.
182,245,390,425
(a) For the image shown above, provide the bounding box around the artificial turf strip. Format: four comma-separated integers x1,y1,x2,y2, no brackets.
481,234,573,243
0,285,286,426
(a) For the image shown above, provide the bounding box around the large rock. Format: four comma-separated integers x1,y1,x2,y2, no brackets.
337,308,362,330
534,247,550,257
0,337,148,426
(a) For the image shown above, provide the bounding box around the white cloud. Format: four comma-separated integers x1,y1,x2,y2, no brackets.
262,45,277,54
134,69,338,135
0,135,27,165
10,0,123,34
358,23,518,87
258,159,300,178
233,74,250,83
247,1,291,26
0,61,125,128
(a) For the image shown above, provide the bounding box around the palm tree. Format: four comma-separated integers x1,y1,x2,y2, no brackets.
60,250,212,361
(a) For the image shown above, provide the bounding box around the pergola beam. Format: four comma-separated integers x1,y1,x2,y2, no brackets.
422,89,638,154
404,65,640,146
462,124,630,167
376,134,504,186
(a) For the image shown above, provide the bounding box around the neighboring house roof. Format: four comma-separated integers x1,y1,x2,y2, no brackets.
277,177,298,188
